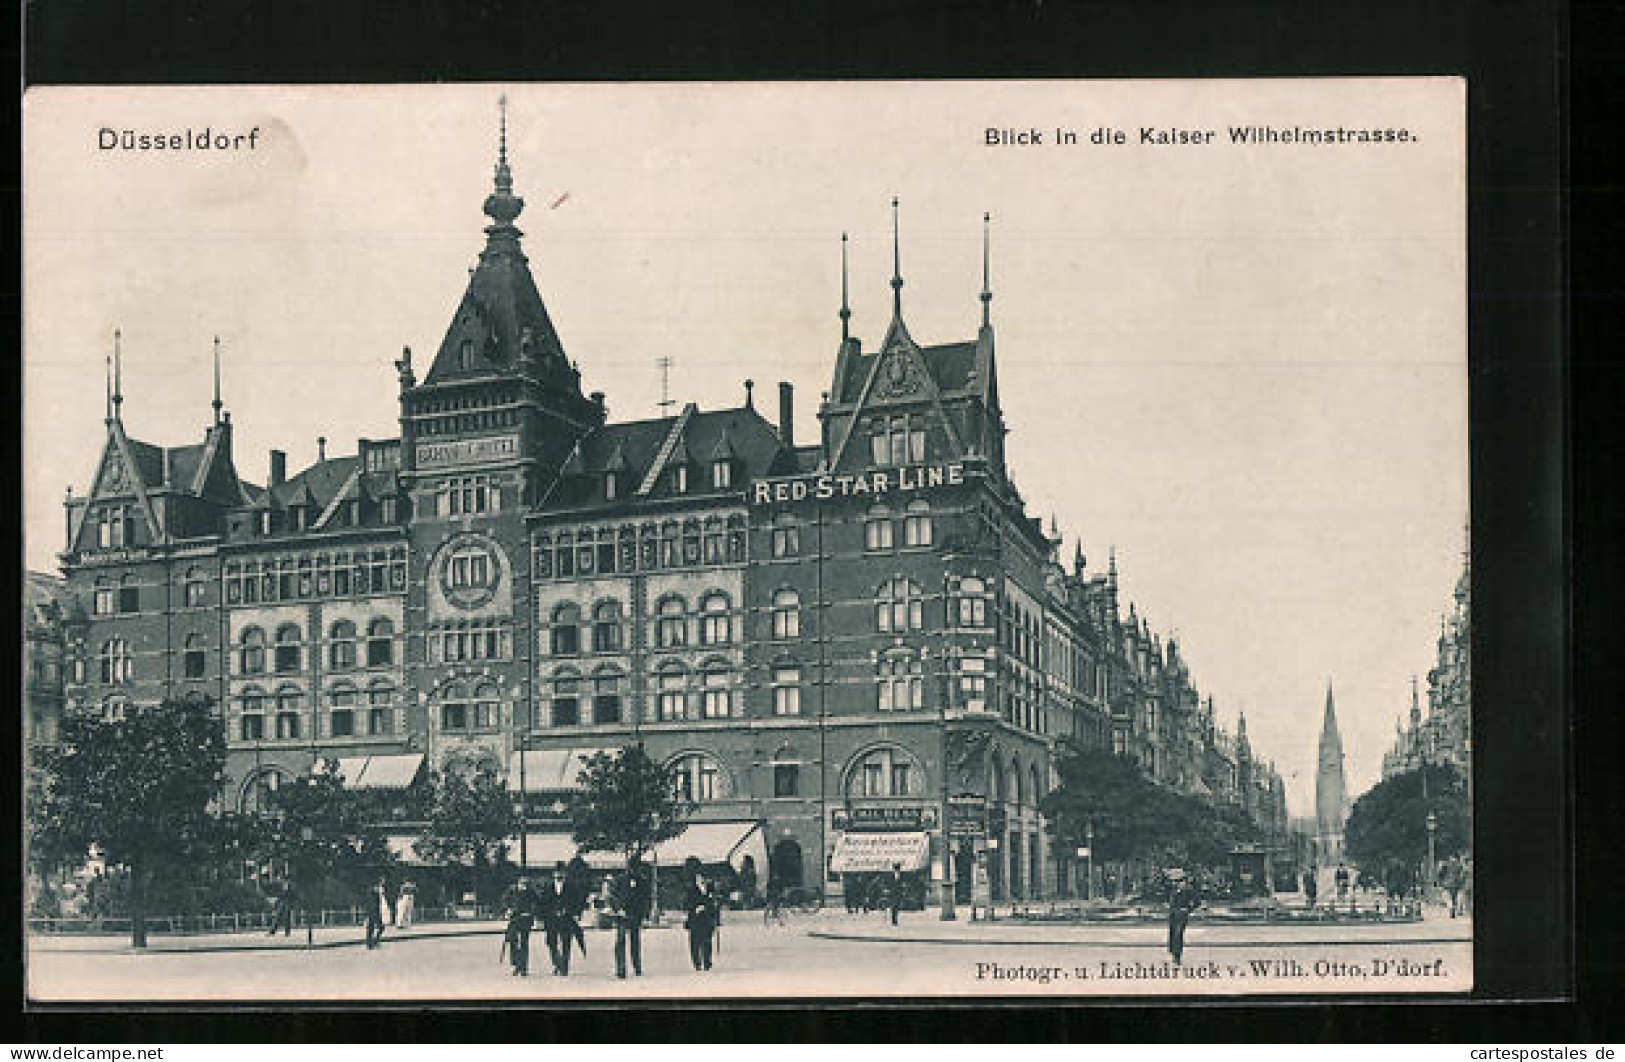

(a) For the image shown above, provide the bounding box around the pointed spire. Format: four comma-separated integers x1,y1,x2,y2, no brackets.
839,232,851,341
110,328,123,420
211,335,223,426
482,95,524,228
104,350,113,423
980,211,993,328
890,196,904,318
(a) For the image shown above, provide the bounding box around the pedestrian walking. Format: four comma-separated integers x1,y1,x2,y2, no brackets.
608,854,652,979
683,872,722,971
394,878,417,929
1334,863,1350,907
564,856,591,960
763,875,786,927
365,876,392,949
887,862,904,926
1440,858,1464,918
267,880,294,937
1302,868,1318,910
501,877,537,976
539,862,579,976
1165,868,1199,967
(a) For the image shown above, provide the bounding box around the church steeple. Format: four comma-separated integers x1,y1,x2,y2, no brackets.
1316,679,1349,863
980,211,993,329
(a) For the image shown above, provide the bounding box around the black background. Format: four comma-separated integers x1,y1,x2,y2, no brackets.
13,0,1593,1043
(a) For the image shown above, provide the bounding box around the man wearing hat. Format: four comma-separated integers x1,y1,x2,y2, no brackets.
539,861,580,976
1165,868,1200,967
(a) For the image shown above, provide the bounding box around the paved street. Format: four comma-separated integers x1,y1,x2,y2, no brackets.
27,908,1471,1001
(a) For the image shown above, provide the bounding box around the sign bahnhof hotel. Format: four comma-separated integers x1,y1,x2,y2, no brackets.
55,122,1286,910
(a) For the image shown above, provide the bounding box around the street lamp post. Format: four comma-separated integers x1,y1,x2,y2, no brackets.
1425,810,1438,909
985,836,1000,922
299,823,315,949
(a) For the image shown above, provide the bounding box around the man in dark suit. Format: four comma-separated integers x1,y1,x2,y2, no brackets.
501,876,537,976
609,854,653,979
683,872,722,971
539,862,579,976
887,862,904,926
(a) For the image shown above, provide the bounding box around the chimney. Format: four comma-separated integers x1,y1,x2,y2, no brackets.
778,382,794,447
270,449,286,487
317,436,327,462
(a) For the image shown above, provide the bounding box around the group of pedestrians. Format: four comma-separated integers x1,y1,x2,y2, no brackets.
500,863,590,976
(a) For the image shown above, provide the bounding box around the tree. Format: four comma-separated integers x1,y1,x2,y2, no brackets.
30,697,228,947
1040,745,1264,872
1344,762,1470,876
414,759,517,905
258,758,395,915
569,744,690,867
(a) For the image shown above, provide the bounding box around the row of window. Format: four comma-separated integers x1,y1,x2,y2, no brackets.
236,619,396,676
91,506,141,549
224,549,407,605
535,517,748,579
92,570,208,616
236,681,398,741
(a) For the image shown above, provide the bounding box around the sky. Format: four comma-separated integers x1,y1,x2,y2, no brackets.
22,81,1467,814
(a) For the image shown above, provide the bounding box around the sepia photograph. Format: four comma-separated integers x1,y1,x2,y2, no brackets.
22,79,1470,1002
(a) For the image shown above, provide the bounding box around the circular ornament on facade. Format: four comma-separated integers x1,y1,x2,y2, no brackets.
877,351,920,399
436,532,504,611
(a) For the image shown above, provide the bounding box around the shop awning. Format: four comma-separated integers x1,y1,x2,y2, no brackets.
830,831,930,873
339,754,424,790
385,834,437,866
506,749,613,793
649,820,766,873
517,834,622,871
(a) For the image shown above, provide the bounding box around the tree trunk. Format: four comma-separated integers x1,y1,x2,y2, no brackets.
129,862,148,949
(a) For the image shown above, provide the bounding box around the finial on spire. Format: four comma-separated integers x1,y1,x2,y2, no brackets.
104,352,113,422
980,211,993,328
112,328,123,417
483,96,524,227
890,196,903,317
839,232,851,341
211,335,223,425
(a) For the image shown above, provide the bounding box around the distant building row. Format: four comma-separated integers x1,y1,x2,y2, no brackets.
1382,541,1471,780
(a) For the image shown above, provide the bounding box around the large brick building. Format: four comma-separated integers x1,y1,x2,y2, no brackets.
56,115,1285,903
1382,539,1471,783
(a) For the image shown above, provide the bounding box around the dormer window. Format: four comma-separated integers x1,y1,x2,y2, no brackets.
673,464,690,493
712,460,733,490
605,471,621,501
259,511,273,536
459,339,475,370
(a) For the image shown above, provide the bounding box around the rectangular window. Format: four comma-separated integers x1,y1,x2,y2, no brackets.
441,703,467,731
865,518,893,551
773,668,801,716
367,707,391,735
909,429,927,462
593,694,621,725
274,645,301,673
890,763,912,797
276,713,300,740
330,710,354,737
118,584,140,613
870,434,887,465
552,696,580,727
771,525,800,558
773,763,799,798
240,715,264,741
184,648,206,679
862,762,884,797
93,588,114,615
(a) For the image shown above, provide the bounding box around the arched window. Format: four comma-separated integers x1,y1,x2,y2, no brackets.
771,589,801,640
472,682,499,730
592,669,623,724
655,596,687,649
864,505,894,551
669,752,726,802
366,681,394,735
274,686,302,739
445,541,495,589
772,666,802,717
551,670,581,727
770,513,800,559
878,652,923,711
240,686,267,740
329,619,357,670
875,578,923,633
98,638,132,684
366,617,394,667
183,567,206,608
700,662,732,718
182,633,207,679
847,746,922,798
239,767,288,815
953,576,989,628
551,603,581,656
903,499,933,547
699,592,732,646
328,684,357,737
591,600,624,653
656,664,688,721
440,680,470,731
273,624,302,673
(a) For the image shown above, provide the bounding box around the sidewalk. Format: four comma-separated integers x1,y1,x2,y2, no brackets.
26,919,511,955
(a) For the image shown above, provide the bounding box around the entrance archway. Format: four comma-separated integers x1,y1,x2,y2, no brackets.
770,838,805,891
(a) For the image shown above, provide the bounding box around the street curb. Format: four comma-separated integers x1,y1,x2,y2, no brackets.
807,930,1473,948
